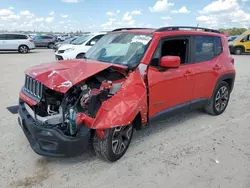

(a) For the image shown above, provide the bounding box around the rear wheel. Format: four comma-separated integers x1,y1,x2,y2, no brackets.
234,47,243,55
93,124,133,162
48,43,54,49
18,45,29,54
204,81,230,116
76,53,85,59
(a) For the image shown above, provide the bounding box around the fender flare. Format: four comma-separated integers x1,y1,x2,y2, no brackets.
213,73,235,96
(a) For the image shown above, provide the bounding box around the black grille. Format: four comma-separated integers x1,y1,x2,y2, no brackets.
24,75,43,99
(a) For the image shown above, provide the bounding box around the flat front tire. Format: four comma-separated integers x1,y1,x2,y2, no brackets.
93,124,133,162
205,81,230,116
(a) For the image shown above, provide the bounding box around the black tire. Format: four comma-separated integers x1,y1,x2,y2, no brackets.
18,45,29,54
76,53,85,59
93,124,133,162
234,47,243,55
48,43,54,49
204,81,230,116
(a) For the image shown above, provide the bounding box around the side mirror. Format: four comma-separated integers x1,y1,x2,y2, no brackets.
160,56,180,68
90,40,96,46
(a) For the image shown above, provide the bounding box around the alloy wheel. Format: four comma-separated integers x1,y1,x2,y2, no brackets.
215,86,229,112
20,46,28,53
112,125,133,155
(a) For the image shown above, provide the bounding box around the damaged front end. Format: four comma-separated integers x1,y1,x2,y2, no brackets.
18,62,146,157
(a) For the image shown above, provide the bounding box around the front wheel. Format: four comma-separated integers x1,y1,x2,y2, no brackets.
93,124,133,162
204,81,230,116
76,53,85,59
234,47,243,55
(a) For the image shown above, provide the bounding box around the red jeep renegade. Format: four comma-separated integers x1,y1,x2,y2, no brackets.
18,27,235,162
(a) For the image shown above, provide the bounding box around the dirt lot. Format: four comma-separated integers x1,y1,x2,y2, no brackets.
0,49,250,188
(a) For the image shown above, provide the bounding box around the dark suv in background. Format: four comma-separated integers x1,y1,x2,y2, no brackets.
34,35,56,49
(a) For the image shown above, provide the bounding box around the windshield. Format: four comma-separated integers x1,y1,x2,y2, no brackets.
235,31,249,41
71,35,92,45
85,33,152,68
63,36,78,44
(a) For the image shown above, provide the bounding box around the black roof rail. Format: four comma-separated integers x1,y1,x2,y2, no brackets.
112,28,155,32
155,26,220,33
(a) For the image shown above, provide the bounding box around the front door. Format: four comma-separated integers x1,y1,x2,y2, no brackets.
243,34,250,52
147,36,195,117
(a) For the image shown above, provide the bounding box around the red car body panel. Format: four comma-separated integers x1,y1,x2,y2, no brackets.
20,91,38,106
78,68,147,129
147,65,195,117
25,59,126,93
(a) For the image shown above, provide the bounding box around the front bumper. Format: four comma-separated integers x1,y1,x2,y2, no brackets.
55,55,64,60
229,45,234,54
18,99,91,157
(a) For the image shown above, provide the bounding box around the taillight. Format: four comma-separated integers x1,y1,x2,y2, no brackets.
29,39,34,42
230,58,235,65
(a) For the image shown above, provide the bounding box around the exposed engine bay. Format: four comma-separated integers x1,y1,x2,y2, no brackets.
27,67,126,136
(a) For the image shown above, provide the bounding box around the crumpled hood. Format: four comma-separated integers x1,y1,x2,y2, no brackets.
25,59,117,93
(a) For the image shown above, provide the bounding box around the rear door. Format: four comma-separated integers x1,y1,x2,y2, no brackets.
34,36,42,47
242,34,250,52
189,35,222,103
7,34,27,50
4,34,16,49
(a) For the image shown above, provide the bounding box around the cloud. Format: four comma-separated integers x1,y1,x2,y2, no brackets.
131,10,141,15
200,0,238,14
49,11,55,16
106,10,120,16
62,0,79,2
0,9,20,21
171,6,190,14
9,7,14,10
197,0,250,28
149,0,174,12
123,12,133,21
161,16,172,20
0,9,14,16
45,17,54,23
61,14,69,18
20,10,32,16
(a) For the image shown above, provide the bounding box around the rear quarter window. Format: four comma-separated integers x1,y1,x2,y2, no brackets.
194,36,222,63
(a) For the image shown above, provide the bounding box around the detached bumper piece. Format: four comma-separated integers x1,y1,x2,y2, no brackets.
18,100,91,157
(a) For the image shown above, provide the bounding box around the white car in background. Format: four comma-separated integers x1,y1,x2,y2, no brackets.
55,32,106,60
0,33,35,53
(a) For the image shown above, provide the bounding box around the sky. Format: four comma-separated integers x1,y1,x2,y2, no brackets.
0,0,250,32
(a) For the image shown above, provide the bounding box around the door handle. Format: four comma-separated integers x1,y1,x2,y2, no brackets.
184,70,193,77
213,64,222,70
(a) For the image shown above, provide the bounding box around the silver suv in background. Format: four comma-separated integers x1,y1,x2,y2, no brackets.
34,35,56,49
0,33,35,53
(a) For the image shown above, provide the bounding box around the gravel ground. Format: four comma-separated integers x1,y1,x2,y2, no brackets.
0,49,250,188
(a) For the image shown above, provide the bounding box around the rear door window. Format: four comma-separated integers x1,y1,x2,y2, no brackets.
195,36,215,63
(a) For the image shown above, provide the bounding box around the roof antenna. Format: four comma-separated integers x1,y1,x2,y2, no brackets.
196,23,199,30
